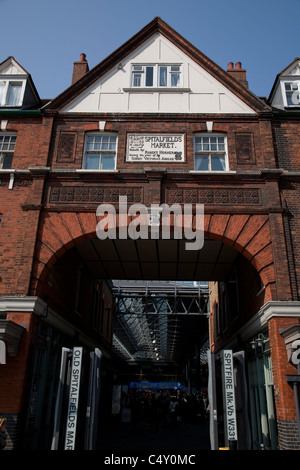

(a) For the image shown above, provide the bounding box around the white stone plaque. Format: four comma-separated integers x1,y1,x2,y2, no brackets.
126,134,184,162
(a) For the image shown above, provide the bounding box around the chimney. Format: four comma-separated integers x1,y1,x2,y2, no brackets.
72,53,89,84
227,61,248,88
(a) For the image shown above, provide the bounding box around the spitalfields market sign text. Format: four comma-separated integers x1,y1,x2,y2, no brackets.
96,196,204,251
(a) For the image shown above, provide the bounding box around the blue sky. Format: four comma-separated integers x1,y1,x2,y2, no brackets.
0,0,299,100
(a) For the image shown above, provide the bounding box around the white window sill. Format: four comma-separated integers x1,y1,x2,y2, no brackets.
76,169,119,173
190,170,236,174
123,87,191,93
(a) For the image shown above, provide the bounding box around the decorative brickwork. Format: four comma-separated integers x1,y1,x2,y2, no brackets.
166,187,261,205
277,419,300,450
48,185,144,204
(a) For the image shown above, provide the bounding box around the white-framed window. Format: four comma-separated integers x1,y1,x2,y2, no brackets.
131,64,181,88
0,134,17,169
0,80,24,107
283,81,300,107
83,133,117,170
194,134,228,171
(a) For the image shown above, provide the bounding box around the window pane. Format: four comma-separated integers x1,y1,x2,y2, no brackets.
0,135,16,151
102,154,115,170
194,137,202,150
133,74,141,87
145,67,153,86
159,66,167,86
195,155,209,171
109,139,116,150
7,83,22,106
85,153,100,169
171,72,180,87
286,91,299,106
286,93,294,106
211,155,226,171
101,137,109,150
2,154,12,169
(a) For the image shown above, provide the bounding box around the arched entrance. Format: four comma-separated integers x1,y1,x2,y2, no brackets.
20,208,282,450
31,211,276,297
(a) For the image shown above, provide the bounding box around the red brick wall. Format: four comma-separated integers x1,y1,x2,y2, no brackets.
49,117,274,172
0,312,37,413
268,317,300,421
274,118,300,300
274,120,300,171
0,116,45,296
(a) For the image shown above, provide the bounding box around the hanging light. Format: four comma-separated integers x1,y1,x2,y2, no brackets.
250,333,268,350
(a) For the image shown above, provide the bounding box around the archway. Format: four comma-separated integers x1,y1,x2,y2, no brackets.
31,211,277,300
25,208,278,450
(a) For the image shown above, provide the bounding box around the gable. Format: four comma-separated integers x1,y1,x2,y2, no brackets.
0,57,28,77
46,17,269,115
280,59,300,77
61,33,256,115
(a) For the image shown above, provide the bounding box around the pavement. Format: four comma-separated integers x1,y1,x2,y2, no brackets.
98,417,211,452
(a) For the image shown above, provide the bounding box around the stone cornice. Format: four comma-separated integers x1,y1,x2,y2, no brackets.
0,296,110,354
240,301,300,342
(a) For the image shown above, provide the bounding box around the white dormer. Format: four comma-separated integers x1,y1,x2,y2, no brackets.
0,57,40,109
269,58,300,110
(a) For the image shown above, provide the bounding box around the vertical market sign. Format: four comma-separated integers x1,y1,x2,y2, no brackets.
64,347,83,450
223,350,238,441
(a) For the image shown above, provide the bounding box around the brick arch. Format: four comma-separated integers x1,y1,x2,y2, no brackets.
204,213,276,300
31,211,277,300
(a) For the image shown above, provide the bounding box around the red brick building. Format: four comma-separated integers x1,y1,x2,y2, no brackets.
0,18,299,450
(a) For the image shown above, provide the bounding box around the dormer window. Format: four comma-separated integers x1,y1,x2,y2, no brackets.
0,80,24,107
284,82,300,106
131,64,181,88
